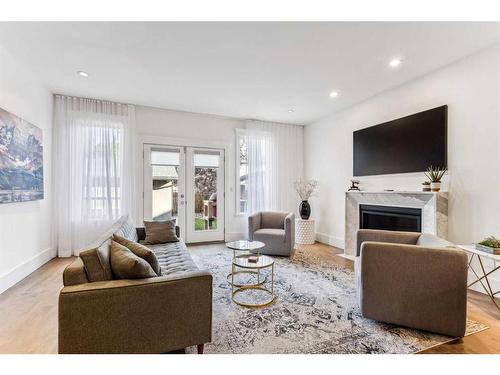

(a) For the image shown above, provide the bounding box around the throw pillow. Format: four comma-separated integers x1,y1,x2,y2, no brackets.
113,216,139,242
110,240,157,279
142,220,179,245
79,239,113,282
112,234,162,276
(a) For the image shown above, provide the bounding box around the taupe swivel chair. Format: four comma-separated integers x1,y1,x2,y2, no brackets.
355,229,468,337
248,211,295,257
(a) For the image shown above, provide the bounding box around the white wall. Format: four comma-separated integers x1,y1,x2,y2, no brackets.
305,44,500,293
0,46,54,293
134,105,248,240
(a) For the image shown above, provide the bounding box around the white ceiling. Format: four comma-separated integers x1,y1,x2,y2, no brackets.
0,22,499,124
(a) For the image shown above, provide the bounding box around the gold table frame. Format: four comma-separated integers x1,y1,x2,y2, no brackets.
231,254,275,308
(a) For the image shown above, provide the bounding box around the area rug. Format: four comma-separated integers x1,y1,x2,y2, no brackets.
186,244,487,354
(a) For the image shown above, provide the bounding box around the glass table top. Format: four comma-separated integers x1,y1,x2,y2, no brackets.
232,254,274,269
226,240,265,251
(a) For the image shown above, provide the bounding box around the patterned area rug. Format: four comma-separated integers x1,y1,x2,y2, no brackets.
186,244,487,354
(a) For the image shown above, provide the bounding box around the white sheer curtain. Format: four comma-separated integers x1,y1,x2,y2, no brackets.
53,95,136,256
246,120,303,214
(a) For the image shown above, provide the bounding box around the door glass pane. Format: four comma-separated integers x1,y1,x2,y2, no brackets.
238,135,248,213
151,150,179,165
193,152,219,231
151,150,179,222
194,153,219,167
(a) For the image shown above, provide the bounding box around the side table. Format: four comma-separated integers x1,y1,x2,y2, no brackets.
295,219,315,245
457,244,500,312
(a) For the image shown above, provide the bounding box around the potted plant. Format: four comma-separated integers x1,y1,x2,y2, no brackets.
293,179,319,220
476,236,500,255
421,181,431,192
424,166,447,192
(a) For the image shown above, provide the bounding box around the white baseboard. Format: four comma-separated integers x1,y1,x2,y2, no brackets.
316,232,345,250
0,247,56,294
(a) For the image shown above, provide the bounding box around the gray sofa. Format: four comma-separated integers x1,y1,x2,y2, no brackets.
59,218,212,354
355,229,468,337
248,211,295,257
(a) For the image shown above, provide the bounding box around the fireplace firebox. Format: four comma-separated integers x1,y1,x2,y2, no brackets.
359,204,421,232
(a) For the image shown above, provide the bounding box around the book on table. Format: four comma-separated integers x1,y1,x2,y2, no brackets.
248,255,259,263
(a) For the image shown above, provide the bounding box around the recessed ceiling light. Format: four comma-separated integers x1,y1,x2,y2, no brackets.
329,91,339,98
389,58,402,68
77,71,89,77
288,109,295,113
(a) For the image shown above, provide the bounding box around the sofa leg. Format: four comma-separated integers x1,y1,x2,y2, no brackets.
197,344,204,354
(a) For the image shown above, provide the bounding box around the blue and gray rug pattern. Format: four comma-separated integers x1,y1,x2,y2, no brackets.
187,244,487,354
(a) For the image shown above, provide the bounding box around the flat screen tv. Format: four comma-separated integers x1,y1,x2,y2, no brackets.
353,105,447,176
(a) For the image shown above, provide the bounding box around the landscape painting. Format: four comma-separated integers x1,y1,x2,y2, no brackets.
0,107,43,203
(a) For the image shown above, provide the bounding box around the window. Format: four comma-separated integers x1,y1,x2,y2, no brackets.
235,129,248,214
81,121,123,220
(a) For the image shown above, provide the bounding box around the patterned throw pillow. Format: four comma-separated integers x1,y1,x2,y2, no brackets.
112,234,162,276
110,240,157,279
141,220,179,245
114,217,139,242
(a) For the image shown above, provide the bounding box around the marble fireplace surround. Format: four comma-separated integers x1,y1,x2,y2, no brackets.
344,191,448,258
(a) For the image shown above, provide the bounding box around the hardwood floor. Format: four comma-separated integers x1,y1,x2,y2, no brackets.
421,290,500,353
0,257,74,354
0,243,498,354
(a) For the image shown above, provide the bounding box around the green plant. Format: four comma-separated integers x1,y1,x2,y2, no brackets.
422,181,431,185
478,236,500,248
424,166,447,183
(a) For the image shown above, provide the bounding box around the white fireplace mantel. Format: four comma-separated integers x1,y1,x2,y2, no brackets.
344,191,448,258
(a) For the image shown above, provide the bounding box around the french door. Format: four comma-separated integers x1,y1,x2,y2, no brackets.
143,144,225,243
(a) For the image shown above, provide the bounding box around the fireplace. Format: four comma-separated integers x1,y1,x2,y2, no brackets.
344,192,447,257
359,204,422,232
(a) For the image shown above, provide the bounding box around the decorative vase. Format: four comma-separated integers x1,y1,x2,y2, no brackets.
430,182,441,192
422,184,431,192
299,200,311,220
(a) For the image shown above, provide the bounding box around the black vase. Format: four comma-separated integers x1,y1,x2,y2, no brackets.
299,200,311,220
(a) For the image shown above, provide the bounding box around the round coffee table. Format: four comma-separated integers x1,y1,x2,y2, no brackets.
231,254,275,308
226,240,265,256
225,240,266,287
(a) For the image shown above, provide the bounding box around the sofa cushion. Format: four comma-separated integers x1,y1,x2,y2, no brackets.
110,240,157,279
145,240,199,276
255,228,286,240
113,234,162,276
416,233,455,248
114,216,139,242
142,220,179,245
254,228,287,255
87,216,129,250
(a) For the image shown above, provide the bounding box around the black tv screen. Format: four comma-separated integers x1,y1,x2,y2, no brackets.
353,105,447,176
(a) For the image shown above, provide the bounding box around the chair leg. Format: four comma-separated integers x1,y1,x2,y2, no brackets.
197,344,204,354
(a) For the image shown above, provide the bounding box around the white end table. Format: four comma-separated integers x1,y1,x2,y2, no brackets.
457,244,500,312
295,219,315,245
